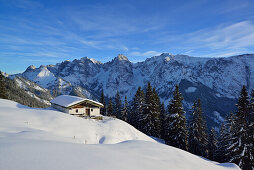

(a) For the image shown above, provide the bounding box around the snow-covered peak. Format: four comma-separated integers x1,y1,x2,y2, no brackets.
80,57,88,62
47,64,55,68
25,65,36,72
160,53,171,57
37,66,51,77
116,54,129,61
90,58,101,64
141,53,173,65
29,65,36,69
1,71,9,77
164,56,171,62
39,65,47,69
80,57,101,64
150,53,210,65
108,54,131,66
157,53,207,64
11,52,254,130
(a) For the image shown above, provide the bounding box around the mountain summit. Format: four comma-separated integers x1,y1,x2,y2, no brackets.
116,54,129,61
14,53,254,128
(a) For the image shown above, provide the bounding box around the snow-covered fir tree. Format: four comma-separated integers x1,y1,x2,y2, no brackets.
160,102,166,139
152,88,161,138
249,90,254,169
142,82,155,136
229,86,253,169
121,96,128,122
142,82,161,137
0,71,7,99
100,90,106,115
215,112,236,163
164,85,188,151
113,91,122,119
207,128,217,161
188,99,208,157
107,98,113,116
215,122,228,162
128,87,145,130
52,88,61,98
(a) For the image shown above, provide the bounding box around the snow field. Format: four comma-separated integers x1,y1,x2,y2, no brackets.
0,99,240,170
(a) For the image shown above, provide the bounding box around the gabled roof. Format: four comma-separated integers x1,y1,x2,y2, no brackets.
50,95,103,108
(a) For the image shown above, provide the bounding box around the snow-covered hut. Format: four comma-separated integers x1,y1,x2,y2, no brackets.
50,95,103,117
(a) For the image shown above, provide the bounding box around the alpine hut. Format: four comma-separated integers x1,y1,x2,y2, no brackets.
50,95,103,117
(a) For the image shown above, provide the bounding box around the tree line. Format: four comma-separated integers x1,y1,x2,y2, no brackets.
0,71,49,108
215,86,253,170
100,82,253,170
0,70,253,169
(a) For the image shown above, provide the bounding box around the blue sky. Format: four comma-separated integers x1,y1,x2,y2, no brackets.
0,0,254,74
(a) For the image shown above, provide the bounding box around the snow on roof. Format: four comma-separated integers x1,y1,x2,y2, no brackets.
50,95,103,108
83,98,104,108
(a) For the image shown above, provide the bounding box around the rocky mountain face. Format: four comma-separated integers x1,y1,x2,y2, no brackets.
3,75,51,108
13,76,52,105
14,53,254,129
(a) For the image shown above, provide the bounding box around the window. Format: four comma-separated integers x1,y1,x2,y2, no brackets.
91,109,93,112
76,109,78,113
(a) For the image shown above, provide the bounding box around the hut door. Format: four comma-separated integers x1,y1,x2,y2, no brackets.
86,109,90,116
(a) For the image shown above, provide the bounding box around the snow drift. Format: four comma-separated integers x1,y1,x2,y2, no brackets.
0,99,153,144
0,99,240,170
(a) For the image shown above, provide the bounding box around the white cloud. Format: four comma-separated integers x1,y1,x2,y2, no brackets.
130,51,162,57
192,21,254,49
157,20,254,57
215,0,250,14
68,4,165,39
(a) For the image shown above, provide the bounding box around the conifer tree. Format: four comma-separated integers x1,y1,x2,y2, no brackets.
164,85,188,150
100,90,106,115
188,99,208,157
215,122,227,162
142,82,161,137
160,102,166,139
215,112,236,163
129,87,145,130
207,128,217,161
121,96,128,122
152,88,161,138
113,91,122,118
142,82,154,136
52,88,59,98
249,90,254,169
107,98,113,116
224,112,237,161
229,85,253,169
0,71,7,99
2,76,49,108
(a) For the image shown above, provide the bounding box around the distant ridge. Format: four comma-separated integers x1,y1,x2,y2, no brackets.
13,53,254,128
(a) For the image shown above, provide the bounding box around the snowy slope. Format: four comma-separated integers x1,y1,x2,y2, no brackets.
0,99,240,170
0,99,153,144
0,139,240,170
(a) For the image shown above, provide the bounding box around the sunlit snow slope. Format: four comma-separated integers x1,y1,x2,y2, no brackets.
0,99,240,170
0,99,153,144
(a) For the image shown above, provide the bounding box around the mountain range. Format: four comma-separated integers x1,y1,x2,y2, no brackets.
12,53,254,129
